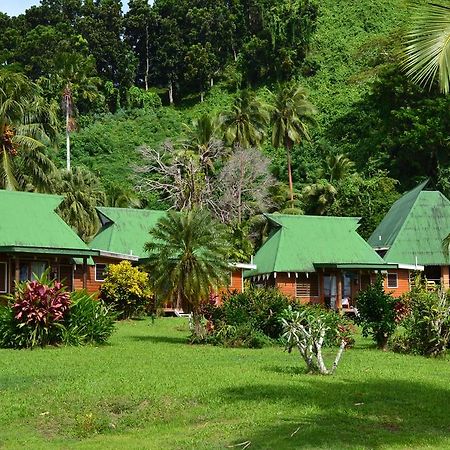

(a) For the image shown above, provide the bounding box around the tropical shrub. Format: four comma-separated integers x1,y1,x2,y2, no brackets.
203,287,295,347
0,275,71,348
100,261,152,319
392,280,450,357
281,306,353,375
0,274,116,349
62,290,115,346
355,274,399,350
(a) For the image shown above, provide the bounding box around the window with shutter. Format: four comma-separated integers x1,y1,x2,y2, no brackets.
296,273,319,298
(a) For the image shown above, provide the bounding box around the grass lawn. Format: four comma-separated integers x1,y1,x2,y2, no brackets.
1,318,450,449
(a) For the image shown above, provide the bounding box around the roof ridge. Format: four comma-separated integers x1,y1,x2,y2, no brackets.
97,206,165,213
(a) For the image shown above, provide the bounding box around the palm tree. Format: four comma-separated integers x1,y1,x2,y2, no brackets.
0,70,58,191
54,166,106,241
105,183,141,208
53,53,101,171
403,3,450,94
322,153,355,183
302,181,337,215
271,83,317,207
145,209,231,338
219,90,270,149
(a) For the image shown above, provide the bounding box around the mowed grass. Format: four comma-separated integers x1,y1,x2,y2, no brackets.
1,319,450,449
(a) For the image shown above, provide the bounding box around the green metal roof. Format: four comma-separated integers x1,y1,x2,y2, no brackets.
246,214,386,277
368,182,450,266
90,207,166,259
0,190,95,256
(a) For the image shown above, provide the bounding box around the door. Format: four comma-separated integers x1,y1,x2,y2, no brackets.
323,274,337,309
59,265,74,291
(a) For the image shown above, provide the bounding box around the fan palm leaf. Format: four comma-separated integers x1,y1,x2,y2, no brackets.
403,3,450,94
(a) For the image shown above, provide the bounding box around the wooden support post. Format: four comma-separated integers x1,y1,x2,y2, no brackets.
336,272,342,311
82,257,87,290
14,259,20,290
441,266,449,290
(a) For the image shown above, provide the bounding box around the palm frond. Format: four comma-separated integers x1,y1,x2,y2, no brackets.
403,3,450,93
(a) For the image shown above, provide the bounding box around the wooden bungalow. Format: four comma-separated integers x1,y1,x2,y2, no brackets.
368,180,449,295
245,214,403,310
0,190,96,294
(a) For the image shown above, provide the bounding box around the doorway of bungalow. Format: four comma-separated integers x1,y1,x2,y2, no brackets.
323,274,337,309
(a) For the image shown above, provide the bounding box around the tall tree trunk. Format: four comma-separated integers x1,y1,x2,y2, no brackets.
168,81,174,105
176,287,182,310
238,152,244,224
200,91,204,102
66,99,71,172
144,24,149,91
286,138,294,208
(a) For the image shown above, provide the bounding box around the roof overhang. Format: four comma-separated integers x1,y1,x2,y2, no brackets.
394,263,424,271
0,246,98,257
94,249,139,262
230,262,257,270
313,263,398,270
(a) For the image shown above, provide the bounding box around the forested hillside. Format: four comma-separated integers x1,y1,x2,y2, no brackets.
0,0,448,253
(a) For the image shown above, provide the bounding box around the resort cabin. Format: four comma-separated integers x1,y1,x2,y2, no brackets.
0,190,96,295
369,180,450,295
245,214,403,311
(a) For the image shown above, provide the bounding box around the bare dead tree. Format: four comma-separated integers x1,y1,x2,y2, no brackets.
215,147,275,224
134,140,223,211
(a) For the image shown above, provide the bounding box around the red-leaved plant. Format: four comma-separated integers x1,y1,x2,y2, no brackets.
12,273,71,347
14,280,70,325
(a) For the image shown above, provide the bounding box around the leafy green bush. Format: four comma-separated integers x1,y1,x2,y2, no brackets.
201,287,312,347
63,291,116,346
100,261,152,319
204,287,296,345
355,274,399,350
210,322,274,348
394,280,450,357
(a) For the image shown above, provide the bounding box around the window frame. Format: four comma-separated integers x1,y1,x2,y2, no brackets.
0,262,7,293
95,263,108,282
387,272,398,289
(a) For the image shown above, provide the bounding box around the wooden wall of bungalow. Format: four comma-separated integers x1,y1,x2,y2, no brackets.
248,268,441,309
0,253,85,295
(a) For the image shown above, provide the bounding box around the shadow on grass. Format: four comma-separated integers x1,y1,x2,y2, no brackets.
222,379,450,449
130,335,188,345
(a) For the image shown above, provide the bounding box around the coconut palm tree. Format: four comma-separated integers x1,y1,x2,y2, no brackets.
145,209,231,338
403,3,450,94
54,166,106,241
271,83,317,207
219,90,270,149
0,70,58,191
53,52,101,171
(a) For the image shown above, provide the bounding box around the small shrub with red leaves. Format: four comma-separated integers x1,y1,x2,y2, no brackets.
7,275,71,348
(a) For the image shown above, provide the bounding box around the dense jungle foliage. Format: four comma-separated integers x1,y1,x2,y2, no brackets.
1,0,448,253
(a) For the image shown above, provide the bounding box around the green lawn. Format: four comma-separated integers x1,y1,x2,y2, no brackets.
1,318,450,449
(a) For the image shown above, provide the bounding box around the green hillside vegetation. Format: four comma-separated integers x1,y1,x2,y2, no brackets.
0,0,448,249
